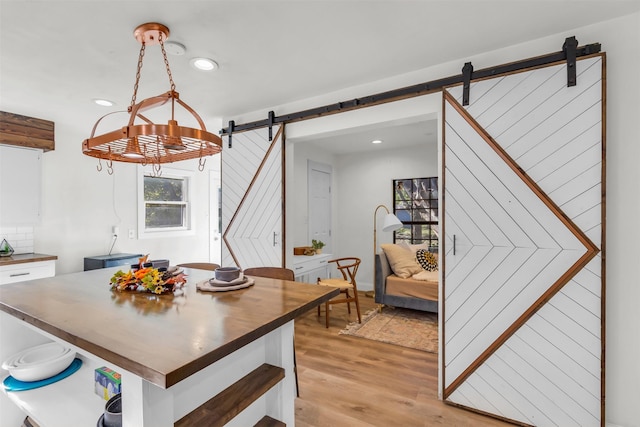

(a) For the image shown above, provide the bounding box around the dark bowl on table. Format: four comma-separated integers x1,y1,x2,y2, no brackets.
214,267,241,282
151,259,170,270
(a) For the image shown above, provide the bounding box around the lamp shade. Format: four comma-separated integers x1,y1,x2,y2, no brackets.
382,213,403,232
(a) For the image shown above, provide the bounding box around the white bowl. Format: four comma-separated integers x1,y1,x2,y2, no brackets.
2,342,70,369
2,343,76,382
17,343,70,366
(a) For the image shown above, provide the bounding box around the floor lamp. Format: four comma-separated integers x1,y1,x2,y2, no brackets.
369,204,403,298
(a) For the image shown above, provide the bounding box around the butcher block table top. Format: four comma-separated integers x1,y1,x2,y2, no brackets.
0,266,338,388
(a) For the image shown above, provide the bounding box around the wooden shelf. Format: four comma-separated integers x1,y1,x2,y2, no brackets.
0,111,55,151
175,363,285,427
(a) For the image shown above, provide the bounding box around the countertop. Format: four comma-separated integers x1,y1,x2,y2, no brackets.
0,253,57,266
0,266,338,389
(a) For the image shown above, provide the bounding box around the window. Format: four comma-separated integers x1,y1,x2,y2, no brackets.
137,166,195,238
393,177,439,251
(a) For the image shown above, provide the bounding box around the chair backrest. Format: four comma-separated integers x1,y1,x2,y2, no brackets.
176,262,220,271
330,257,361,288
243,267,295,281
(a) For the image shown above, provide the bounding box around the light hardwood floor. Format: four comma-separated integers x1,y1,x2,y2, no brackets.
294,292,515,427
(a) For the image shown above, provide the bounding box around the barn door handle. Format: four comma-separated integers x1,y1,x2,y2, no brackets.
453,234,456,256
273,232,277,247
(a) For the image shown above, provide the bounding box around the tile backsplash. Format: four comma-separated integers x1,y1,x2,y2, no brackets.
0,226,34,254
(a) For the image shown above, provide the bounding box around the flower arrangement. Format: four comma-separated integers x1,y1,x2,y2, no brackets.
109,255,187,295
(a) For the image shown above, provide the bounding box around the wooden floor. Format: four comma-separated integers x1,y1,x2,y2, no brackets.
294,292,515,427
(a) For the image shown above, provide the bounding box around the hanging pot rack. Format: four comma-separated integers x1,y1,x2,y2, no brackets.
82,22,222,173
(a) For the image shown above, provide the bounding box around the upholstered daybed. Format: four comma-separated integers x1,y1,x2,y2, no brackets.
374,243,439,313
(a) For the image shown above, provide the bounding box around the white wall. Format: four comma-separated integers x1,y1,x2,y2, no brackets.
29,121,221,275
236,12,640,427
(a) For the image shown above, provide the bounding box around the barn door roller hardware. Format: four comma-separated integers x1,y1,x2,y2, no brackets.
563,36,579,87
268,111,275,141
227,120,235,148
462,62,474,106
220,37,601,136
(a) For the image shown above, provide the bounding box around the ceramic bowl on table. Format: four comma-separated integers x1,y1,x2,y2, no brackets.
214,267,241,282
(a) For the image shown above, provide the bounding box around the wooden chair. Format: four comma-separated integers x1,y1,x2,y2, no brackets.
243,266,294,281
316,257,362,328
242,265,299,397
176,262,220,271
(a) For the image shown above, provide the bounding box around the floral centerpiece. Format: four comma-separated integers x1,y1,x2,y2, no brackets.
109,255,187,295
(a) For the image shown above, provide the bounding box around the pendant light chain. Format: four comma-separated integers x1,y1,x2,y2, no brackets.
129,42,146,110
158,33,176,92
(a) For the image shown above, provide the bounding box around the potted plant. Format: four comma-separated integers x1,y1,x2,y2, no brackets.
311,239,325,254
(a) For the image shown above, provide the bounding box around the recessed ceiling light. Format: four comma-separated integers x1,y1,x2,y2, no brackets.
372,139,383,144
190,57,218,71
93,99,114,107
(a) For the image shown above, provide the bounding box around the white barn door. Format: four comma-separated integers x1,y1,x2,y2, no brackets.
443,55,604,426
221,125,284,268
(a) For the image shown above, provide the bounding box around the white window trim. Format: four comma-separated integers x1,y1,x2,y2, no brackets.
137,165,196,239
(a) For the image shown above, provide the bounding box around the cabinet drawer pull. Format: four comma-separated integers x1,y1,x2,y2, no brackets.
10,272,30,277
295,266,303,270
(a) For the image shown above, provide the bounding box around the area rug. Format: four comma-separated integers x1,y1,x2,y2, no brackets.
339,307,438,353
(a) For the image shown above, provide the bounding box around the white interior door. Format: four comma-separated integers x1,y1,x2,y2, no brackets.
221,125,283,268
443,55,604,426
307,160,332,252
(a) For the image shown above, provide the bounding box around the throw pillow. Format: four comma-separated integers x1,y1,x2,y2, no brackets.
398,241,429,253
416,249,438,271
380,244,423,278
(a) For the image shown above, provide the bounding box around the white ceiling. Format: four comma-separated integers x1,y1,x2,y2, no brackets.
1,1,639,153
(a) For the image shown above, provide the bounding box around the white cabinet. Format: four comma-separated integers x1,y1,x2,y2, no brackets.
0,260,55,285
0,145,42,225
293,253,332,284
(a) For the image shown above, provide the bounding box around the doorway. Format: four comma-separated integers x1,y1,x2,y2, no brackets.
307,160,332,253
285,97,440,290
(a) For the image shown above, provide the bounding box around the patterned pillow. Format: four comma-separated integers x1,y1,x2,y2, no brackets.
416,249,438,271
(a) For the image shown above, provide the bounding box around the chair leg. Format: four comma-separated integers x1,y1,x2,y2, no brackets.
325,301,330,328
354,290,362,323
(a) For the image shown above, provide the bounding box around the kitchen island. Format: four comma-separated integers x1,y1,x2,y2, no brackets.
0,266,338,427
